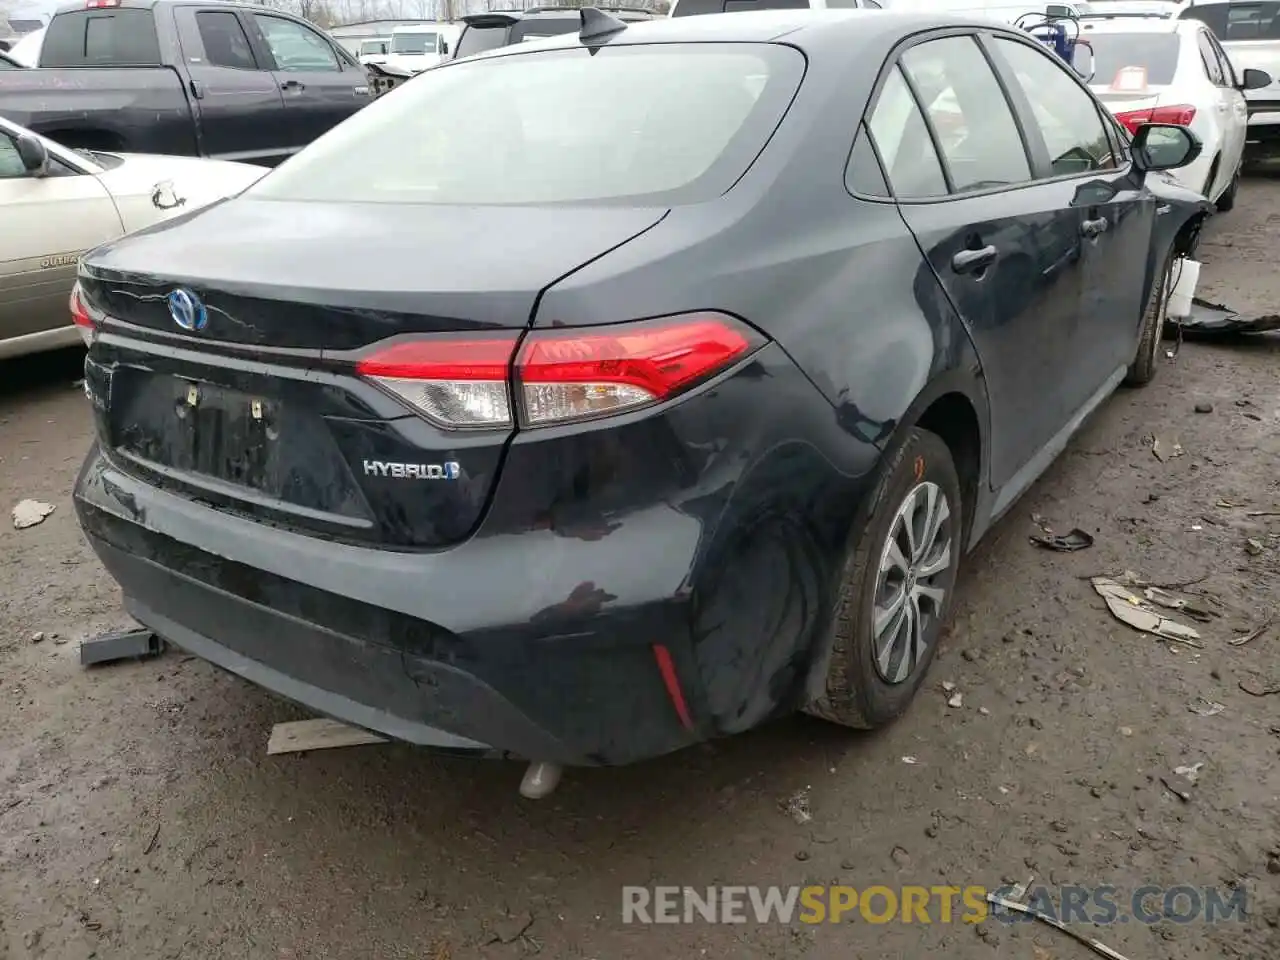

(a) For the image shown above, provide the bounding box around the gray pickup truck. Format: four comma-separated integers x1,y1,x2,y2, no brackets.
1180,0,1280,159
0,0,372,164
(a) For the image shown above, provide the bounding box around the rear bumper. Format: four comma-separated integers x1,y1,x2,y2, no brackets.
75,447,705,766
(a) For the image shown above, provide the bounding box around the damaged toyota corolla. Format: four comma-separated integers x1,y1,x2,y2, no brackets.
73,8,1210,791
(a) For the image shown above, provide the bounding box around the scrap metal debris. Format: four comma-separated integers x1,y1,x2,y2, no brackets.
1166,297,1280,338
1031,528,1094,552
781,787,813,825
1142,587,1216,623
80,628,165,666
1091,577,1203,647
985,893,1132,960
1188,697,1225,717
1230,615,1274,646
1151,437,1185,462
11,499,55,529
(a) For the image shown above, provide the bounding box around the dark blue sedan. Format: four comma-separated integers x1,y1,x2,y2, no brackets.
71,8,1209,789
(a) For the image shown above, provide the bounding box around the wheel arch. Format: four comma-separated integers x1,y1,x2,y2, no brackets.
876,364,991,552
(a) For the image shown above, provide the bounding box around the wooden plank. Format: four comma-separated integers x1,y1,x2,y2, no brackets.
267,718,388,755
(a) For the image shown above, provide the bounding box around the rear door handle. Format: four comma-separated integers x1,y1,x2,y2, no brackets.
951,245,999,275
1081,216,1109,238
281,79,306,91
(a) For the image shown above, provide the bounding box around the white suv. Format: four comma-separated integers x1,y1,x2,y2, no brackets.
670,0,884,15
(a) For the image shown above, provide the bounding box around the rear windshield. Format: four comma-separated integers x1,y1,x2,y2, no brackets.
359,39,388,54
454,23,509,57
251,43,804,206
1180,2,1280,40
1084,33,1181,85
40,9,160,66
390,31,437,53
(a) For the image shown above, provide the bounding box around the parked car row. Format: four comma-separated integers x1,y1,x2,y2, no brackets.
58,8,1216,790
0,0,371,162
0,115,264,359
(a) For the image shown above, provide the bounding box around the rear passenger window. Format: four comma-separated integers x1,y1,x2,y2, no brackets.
197,11,257,71
867,65,947,198
994,38,1117,176
40,9,162,67
901,36,1031,193
1197,31,1226,84
846,125,889,196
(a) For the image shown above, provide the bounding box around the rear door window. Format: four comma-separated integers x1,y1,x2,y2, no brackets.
901,36,1032,192
994,37,1117,176
40,9,161,66
196,11,258,71
1181,2,1280,40
866,65,948,198
1197,29,1227,83
250,43,805,205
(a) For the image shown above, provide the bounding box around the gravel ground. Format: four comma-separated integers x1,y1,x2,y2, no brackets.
1,180,1279,960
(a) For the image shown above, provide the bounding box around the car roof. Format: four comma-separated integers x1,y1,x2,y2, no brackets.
463,9,1035,55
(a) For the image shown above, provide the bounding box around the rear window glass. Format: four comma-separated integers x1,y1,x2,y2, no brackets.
1083,33,1181,85
251,43,804,206
509,18,579,42
671,0,727,14
1180,2,1280,40
40,9,160,66
454,23,509,57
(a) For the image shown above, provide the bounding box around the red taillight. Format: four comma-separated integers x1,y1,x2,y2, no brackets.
85,0,121,8
355,312,761,429
1114,104,1197,136
354,336,516,428
516,313,757,426
70,283,96,346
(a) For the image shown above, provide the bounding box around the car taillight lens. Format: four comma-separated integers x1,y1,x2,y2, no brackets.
1114,104,1197,136
355,312,762,430
70,283,97,346
354,336,515,428
517,313,759,425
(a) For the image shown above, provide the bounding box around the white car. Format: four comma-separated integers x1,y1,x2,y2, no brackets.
1080,16,1268,208
0,117,266,359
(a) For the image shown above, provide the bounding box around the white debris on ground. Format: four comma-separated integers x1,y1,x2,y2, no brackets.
11,499,55,530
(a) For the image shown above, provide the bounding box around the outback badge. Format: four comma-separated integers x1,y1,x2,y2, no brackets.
363,460,461,480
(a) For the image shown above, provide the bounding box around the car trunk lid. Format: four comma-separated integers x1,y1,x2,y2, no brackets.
79,198,667,548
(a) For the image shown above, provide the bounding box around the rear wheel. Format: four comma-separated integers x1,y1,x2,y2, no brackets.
806,429,962,729
1125,251,1174,387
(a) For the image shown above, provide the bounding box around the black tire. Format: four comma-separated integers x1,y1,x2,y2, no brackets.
805,428,963,730
1125,251,1174,387
1203,156,1220,203
1217,166,1240,213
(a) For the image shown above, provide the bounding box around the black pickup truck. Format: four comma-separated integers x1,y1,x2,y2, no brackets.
0,0,372,164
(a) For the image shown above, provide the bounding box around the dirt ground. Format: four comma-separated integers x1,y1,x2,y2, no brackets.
2,183,1280,960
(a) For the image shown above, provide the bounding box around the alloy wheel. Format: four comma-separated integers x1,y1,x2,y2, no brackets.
872,481,954,684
